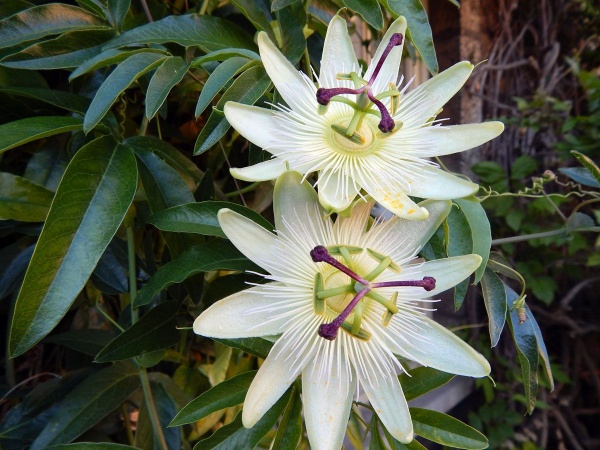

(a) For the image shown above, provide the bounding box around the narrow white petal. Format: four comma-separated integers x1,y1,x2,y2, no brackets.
230,158,286,182
217,209,276,270
318,169,360,212
224,102,278,149
386,315,491,377
365,16,407,94
400,255,482,297
399,61,473,127
274,171,325,233
302,348,356,450
243,320,318,427
257,32,316,116
193,284,290,338
369,200,451,260
319,16,359,87
398,122,505,157
356,348,413,443
360,176,429,220
407,165,479,200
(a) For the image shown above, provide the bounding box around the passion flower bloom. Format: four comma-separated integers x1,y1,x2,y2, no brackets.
224,15,504,220
194,171,490,448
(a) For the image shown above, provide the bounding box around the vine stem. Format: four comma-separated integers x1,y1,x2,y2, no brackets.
126,225,139,324
139,367,169,450
491,228,565,245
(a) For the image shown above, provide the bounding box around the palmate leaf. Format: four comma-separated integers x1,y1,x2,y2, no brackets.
398,366,455,401
275,1,307,64
341,0,383,29
0,87,90,114
480,268,507,347
8,136,137,357
454,198,491,284
445,203,472,310
0,172,54,222
0,116,83,155
271,388,302,450
410,408,488,449
146,56,190,119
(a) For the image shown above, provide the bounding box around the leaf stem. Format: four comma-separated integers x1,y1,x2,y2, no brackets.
138,367,168,450
224,181,260,197
491,228,566,245
127,225,138,324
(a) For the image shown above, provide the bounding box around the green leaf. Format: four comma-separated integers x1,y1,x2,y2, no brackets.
190,48,260,67
0,0,35,20
69,48,169,81
454,198,490,284
524,304,554,391
566,211,596,232
271,0,299,12
0,172,54,222
95,301,180,362
194,65,272,155
193,387,292,450
84,52,168,132
572,150,600,186
510,155,537,180
148,201,273,237
445,204,472,310
1,29,115,70
0,116,83,155
48,444,139,450
134,239,260,307
0,87,90,114
381,0,438,74
384,428,427,449
341,0,383,29
271,388,302,450
480,268,507,347
558,167,600,188
0,3,110,50
30,362,139,449
275,1,307,64
44,329,117,356
231,0,274,37
195,57,253,116
146,56,190,119
8,136,137,357
506,284,539,414
410,407,488,449
369,423,386,450
125,135,203,184
104,14,257,52
399,367,455,401
170,370,257,426
213,337,274,359
135,381,181,450
106,0,130,31
48,444,139,449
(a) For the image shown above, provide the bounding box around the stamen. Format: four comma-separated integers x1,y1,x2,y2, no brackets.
310,246,368,285
318,287,369,340
371,276,436,291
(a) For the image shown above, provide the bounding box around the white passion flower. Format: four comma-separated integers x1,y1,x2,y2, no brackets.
223,15,504,220
194,171,491,449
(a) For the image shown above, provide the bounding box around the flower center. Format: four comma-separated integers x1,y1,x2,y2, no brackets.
330,118,376,154
310,245,436,341
316,33,404,141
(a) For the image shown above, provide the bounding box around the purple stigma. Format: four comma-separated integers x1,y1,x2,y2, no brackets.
316,87,362,106
367,91,396,132
372,276,436,291
367,33,404,86
310,246,369,284
318,287,370,340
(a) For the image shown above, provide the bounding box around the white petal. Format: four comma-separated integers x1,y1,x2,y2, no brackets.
356,348,413,443
302,347,356,450
193,284,289,338
369,200,451,260
319,15,359,87
365,16,407,95
217,209,276,270
399,61,473,127
318,169,360,212
399,255,482,297
274,171,325,233
397,122,505,157
230,158,286,182
387,315,491,377
407,165,479,200
360,176,429,220
243,322,318,427
257,32,316,116
224,102,278,149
